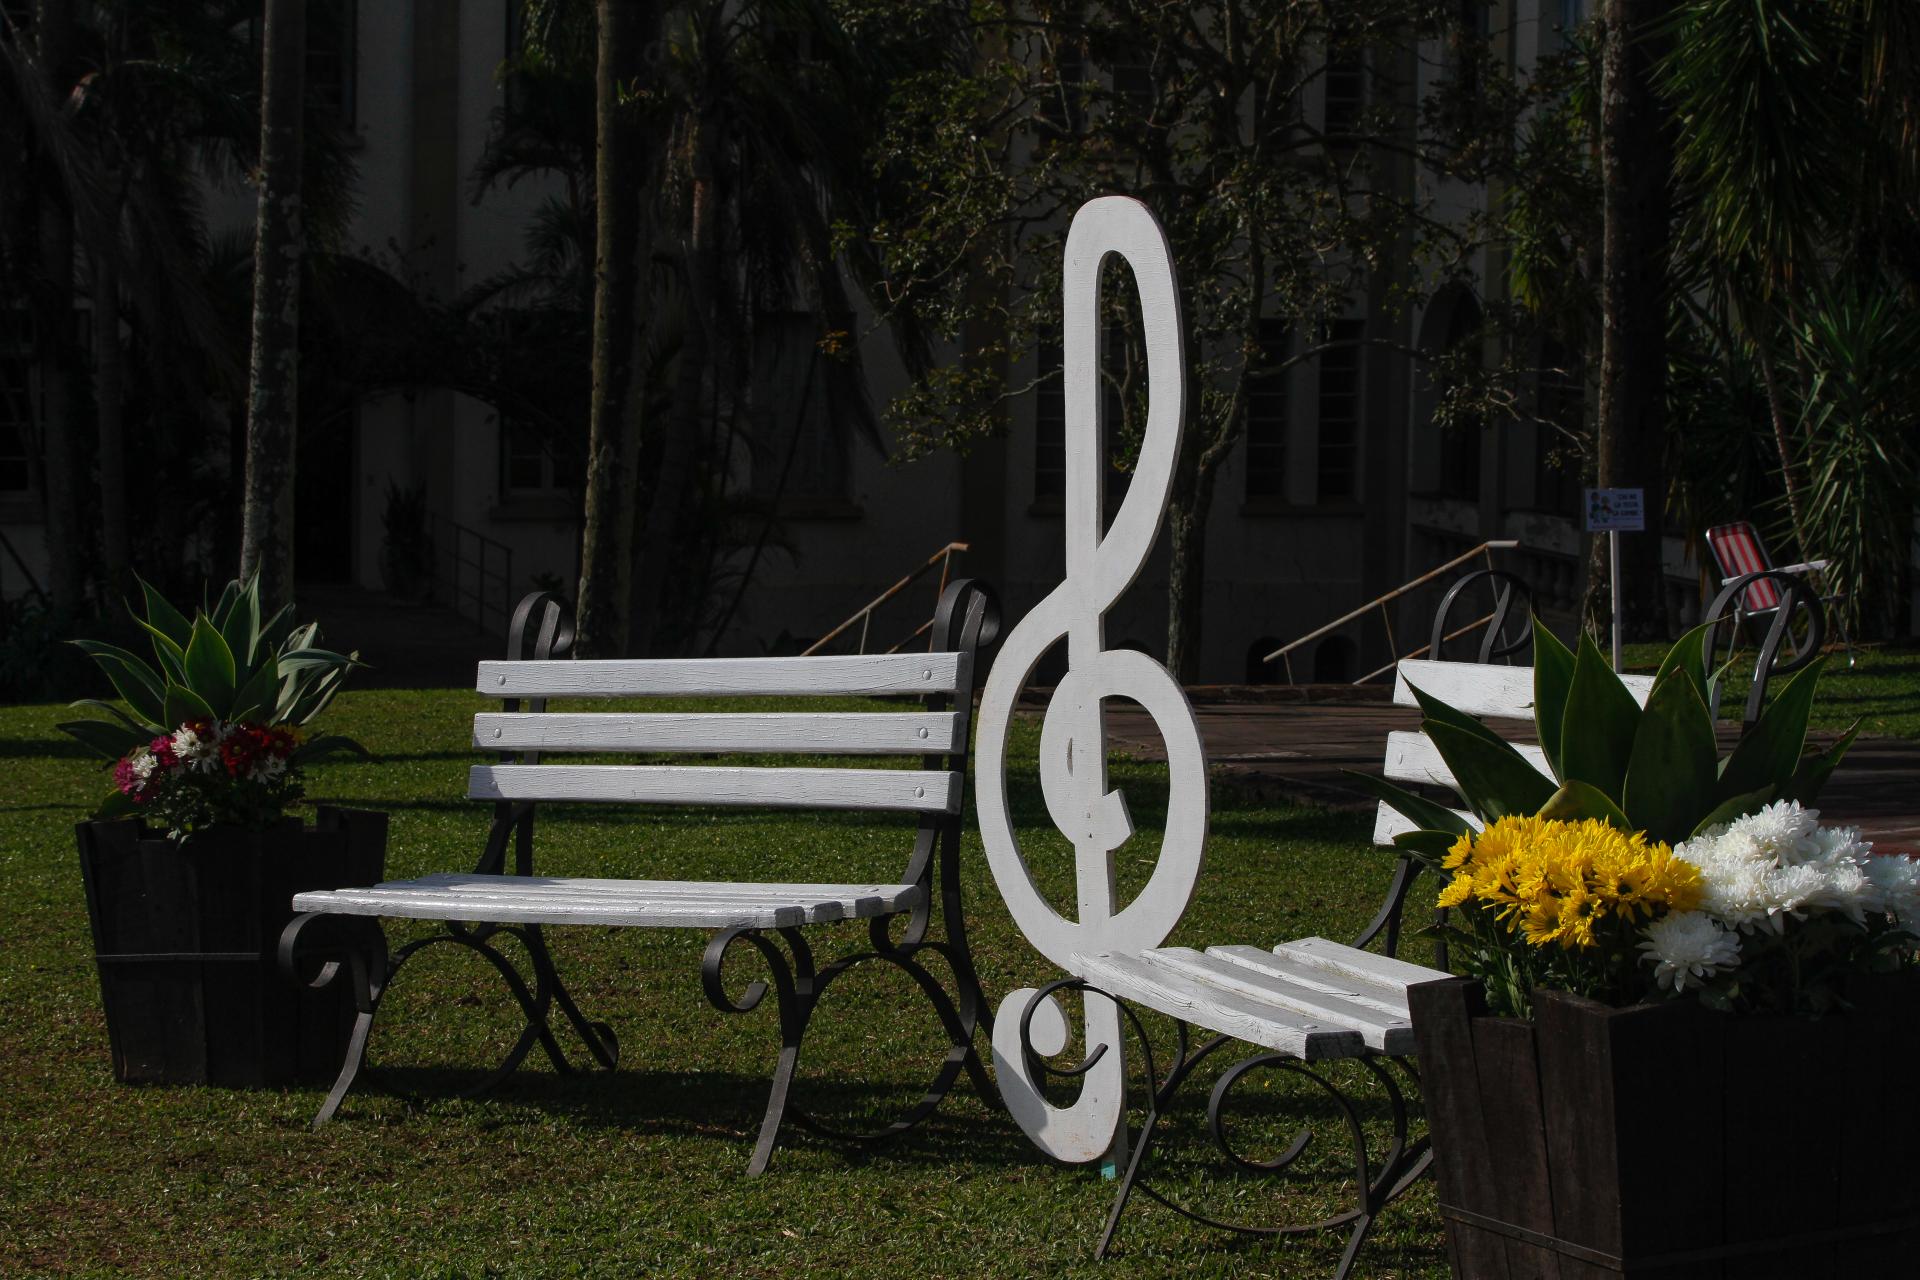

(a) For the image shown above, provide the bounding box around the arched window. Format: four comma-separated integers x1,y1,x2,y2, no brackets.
1245,637,1282,685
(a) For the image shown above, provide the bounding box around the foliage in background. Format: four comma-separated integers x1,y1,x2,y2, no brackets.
57,574,363,764
863,0,1538,679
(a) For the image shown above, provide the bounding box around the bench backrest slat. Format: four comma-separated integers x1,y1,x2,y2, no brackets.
469,763,964,814
1374,659,1655,848
477,653,967,699
1391,658,1654,722
474,711,965,756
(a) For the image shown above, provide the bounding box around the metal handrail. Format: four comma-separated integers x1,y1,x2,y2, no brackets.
803,541,968,656
1263,540,1520,684
428,513,515,636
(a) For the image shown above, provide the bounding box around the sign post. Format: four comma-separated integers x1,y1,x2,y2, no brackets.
1585,487,1645,670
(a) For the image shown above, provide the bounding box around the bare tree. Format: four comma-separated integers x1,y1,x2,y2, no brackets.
239,0,305,608
30,0,82,617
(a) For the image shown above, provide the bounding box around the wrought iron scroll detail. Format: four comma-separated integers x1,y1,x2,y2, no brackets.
1428,568,1533,663
1702,569,1825,730
1014,978,1430,1279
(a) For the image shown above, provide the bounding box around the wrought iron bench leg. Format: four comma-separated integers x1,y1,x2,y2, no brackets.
279,912,390,1130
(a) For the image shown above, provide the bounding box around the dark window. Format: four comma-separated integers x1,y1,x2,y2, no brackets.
1534,340,1585,517
1245,320,1291,500
1036,342,1065,502
1245,636,1282,685
0,309,34,494
1323,41,1366,140
1039,38,1086,132
1035,336,1134,508
308,1,357,128
499,421,581,496
1437,301,1483,502
752,313,846,506
1110,54,1154,117
249,2,355,128
1317,320,1363,502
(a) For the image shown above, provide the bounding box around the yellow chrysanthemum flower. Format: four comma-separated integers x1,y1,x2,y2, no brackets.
1433,815,1693,950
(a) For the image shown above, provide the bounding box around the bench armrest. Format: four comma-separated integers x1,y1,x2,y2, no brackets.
1719,559,1831,587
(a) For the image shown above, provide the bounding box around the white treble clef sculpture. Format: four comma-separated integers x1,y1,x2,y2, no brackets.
976,196,1209,1163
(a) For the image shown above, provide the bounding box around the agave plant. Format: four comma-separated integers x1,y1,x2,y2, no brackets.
59,575,365,765
1361,619,1860,857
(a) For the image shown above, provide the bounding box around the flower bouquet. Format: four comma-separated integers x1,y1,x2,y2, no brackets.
1359,622,1920,1275
64,576,387,1086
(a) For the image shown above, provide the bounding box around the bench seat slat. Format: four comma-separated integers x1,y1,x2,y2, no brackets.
1272,936,1453,994
293,876,924,929
469,764,962,813
474,711,964,756
1074,951,1368,1061
478,653,965,699
1143,947,1416,1054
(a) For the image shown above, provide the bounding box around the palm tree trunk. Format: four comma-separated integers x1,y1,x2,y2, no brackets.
574,0,646,658
632,111,717,656
91,248,129,600
1586,0,1674,643
32,0,82,619
239,0,306,609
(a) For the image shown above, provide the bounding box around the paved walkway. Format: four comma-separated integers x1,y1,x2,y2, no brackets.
1102,689,1920,852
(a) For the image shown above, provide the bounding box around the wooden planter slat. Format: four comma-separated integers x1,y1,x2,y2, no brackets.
1412,973,1920,1278
78,808,387,1087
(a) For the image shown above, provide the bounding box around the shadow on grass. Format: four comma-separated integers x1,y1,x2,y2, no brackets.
355,1064,1044,1171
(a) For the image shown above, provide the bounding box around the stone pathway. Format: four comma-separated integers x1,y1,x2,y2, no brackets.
1101,690,1920,853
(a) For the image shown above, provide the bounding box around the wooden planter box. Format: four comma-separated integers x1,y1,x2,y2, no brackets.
77,807,387,1088
1409,974,1920,1277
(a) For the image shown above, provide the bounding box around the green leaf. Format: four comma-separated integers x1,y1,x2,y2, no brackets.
1537,779,1634,831
1652,620,1715,717
96,788,140,819
1717,656,1826,803
229,659,283,725
163,682,217,728
67,697,149,735
1342,769,1474,837
1558,632,1642,801
1531,618,1575,781
56,718,146,760
133,619,189,683
1786,720,1861,806
1404,680,1515,755
1622,668,1720,844
70,641,168,727
183,617,238,716
1426,720,1557,822
258,599,297,652
1392,828,1462,866
217,580,260,674
1690,785,1778,838
208,578,242,633
135,575,192,649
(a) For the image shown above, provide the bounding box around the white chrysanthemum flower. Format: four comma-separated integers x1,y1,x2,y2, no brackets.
1865,855,1920,929
1640,911,1742,992
130,753,156,781
1737,800,1825,866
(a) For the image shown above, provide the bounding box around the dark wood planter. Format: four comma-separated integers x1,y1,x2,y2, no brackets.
1409,973,1920,1278
76,807,387,1088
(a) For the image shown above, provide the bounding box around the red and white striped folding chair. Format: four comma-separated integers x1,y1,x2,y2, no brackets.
1704,520,1853,663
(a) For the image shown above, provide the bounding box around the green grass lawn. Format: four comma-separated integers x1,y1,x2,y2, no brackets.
0,689,1449,1279
1620,638,1920,739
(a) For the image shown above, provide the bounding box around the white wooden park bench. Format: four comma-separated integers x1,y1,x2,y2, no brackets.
278,580,999,1175
974,196,1455,1278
